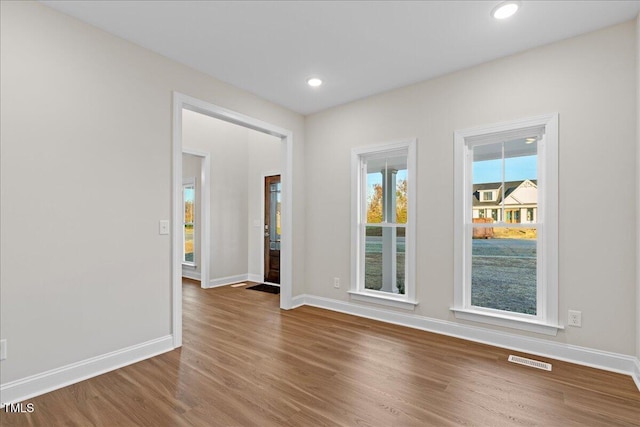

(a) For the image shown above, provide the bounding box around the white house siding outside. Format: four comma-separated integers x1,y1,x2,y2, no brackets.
472,179,537,224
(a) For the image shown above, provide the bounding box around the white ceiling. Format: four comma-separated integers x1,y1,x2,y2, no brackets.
41,1,640,115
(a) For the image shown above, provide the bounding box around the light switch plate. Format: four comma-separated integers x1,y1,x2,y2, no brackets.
159,220,170,235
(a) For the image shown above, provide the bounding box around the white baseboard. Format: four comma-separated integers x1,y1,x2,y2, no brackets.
206,273,271,289
247,274,263,283
292,294,640,391
290,297,306,309
206,274,249,288
0,335,174,405
181,270,200,280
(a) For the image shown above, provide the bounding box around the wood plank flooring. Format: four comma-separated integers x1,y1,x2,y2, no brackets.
3,279,639,426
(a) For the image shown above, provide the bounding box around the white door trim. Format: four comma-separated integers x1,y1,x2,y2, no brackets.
182,148,211,290
172,92,294,348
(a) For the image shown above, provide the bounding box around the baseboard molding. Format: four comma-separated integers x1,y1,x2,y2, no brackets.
0,335,174,405
206,273,270,289
290,297,306,309
292,294,640,391
206,274,249,289
181,269,201,281
633,357,640,391
290,295,305,307
247,274,263,283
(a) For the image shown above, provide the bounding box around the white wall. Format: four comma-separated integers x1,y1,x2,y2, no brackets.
0,1,305,386
636,13,640,362
182,110,249,281
182,153,201,279
247,133,282,280
305,20,637,355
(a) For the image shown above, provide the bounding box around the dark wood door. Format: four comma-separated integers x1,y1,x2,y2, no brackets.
264,175,281,284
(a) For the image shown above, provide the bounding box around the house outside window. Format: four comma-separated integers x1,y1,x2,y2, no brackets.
453,114,559,335
350,139,417,309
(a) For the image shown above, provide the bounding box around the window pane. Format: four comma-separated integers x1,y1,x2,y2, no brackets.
365,155,407,224
471,227,537,315
183,184,195,263
396,227,406,295
364,226,382,289
366,172,383,223
365,226,404,294
270,182,281,250
472,138,538,224
184,224,194,262
504,138,537,223
184,186,195,223
396,173,408,224
472,144,502,221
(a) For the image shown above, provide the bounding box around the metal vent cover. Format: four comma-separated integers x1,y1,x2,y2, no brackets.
508,355,552,371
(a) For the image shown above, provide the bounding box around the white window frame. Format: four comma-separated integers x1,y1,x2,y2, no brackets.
452,114,560,335
350,139,417,310
182,177,196,267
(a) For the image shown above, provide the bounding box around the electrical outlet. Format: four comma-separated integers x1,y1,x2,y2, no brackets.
568,310,582,327
0,339,6,360
333,277,340,289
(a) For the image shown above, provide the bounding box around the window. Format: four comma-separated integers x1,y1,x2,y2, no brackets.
183,178,196,265
453,114,559,335
482,191,494,201
527,208,534,222
351,139,417,309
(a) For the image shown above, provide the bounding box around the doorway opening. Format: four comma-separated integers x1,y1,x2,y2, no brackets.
172,92,294,348
181,150,210,289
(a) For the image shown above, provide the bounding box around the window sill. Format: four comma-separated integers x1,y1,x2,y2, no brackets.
182,263,197,268
348,291,418,310
450,307,563,336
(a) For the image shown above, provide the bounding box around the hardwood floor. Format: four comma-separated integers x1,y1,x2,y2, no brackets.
3,280,639,426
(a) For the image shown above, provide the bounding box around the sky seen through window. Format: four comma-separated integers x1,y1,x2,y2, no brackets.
473,155,537,184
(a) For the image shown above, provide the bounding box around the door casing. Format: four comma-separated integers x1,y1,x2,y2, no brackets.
172,92,294,349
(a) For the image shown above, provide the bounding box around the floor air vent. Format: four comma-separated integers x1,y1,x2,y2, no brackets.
508,355,552,371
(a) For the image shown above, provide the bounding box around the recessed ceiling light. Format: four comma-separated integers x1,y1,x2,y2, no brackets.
491,1,521,20
307,77,322,87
